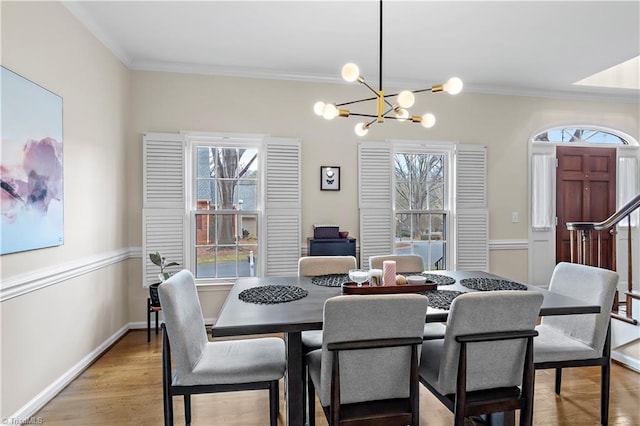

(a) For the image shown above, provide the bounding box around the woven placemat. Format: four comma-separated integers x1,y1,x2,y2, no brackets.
311,274,350,287
418,290,465,310
238,285,308,304
409,273,456,286
459,277,527,291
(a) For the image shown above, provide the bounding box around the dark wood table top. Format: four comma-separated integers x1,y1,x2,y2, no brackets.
212,270,601,337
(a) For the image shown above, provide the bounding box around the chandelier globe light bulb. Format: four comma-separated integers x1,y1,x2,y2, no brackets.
355,122,369,136
395,108,409,121
341,63,360,82
322,103,339,120
397,91,415,108
421,113,436,128
313,101,326,116
443,77,463,95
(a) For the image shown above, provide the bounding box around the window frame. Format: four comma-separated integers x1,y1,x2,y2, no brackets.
533,125,631,145
392,145,452,270
186,134,265,284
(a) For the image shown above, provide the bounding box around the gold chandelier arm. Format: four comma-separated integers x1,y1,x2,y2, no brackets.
360,79,381,97
349,113,380,118
384,87,434,97
336,96,378,107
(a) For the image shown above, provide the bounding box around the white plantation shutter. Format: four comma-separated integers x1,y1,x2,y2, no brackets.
142,133,186,286
144,133,184,208
264,137,301,275
455,144,488,271
456,145,487,208
456,209,489,270
143,210,185,286
358,142,394,269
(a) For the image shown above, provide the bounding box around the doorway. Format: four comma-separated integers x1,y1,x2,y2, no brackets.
555,146,616,268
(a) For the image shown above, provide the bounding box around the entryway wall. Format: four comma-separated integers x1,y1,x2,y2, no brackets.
528,128,639,289
528,127,640,371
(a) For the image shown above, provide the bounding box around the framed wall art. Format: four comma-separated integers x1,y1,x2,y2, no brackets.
1,66,64,255
320,166,340,191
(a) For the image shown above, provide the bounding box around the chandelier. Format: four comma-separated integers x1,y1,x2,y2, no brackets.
313,0,463,136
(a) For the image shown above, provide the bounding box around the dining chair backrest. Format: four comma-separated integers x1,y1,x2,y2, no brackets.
158,270,208,376
298,255,357,277
435,291,543,395
317,294,429,406
541,262,618,353
368,254,425,274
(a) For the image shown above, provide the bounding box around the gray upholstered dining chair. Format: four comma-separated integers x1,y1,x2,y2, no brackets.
368,254,425,273
298,255,358,277
158,270,286,426
306,294,429,426
299,255,358,350
419,291,543,426
369,254,446,341
298,255,358,423
533,262,618,426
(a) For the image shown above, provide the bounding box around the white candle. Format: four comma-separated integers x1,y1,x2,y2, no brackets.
369,269,383,286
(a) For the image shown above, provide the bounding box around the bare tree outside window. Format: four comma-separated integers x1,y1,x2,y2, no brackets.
394,153,447,269
195,146,259,279
533,128,626,144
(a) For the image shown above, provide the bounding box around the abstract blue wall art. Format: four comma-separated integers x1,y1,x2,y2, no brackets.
1,66,64,255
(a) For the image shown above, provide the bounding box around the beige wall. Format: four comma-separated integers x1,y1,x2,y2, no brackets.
1,1,130,417
2,0,639,419
126,70,637,321
128,71,639,284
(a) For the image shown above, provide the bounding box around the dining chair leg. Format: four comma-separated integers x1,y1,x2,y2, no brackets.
307,372,316,426
601,362,610,426
268,380,279,426
163,394,173,426
554,367,562,394
155,309,160,335
147,298,152,343
161,325,173,426
184,394,191,425
302,364,308,425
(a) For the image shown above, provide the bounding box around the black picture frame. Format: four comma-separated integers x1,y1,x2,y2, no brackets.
320,166,340,191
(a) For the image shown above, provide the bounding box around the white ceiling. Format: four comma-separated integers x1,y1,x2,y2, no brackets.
64,1,640,103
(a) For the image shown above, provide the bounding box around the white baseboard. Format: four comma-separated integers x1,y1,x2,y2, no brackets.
8,324,129,423
612,350,640,373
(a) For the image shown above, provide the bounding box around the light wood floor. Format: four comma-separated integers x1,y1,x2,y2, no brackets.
34,330,639,425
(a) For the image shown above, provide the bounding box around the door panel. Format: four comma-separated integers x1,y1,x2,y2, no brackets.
556,146,616,268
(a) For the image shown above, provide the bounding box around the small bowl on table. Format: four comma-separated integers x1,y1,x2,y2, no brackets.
406,275,427,285
339,231,349,238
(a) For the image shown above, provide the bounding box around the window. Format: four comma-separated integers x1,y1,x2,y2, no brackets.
394,152,447,269
193,145,259,279
534,127,627,144
142,133,301,287
358,141,486,272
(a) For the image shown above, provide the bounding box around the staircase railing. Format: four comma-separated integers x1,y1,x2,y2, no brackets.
566,192,640,325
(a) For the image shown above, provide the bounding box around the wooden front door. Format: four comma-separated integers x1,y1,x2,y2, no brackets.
556,146,616,268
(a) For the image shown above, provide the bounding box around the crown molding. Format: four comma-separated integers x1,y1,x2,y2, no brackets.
128,59,639,104
62,2,132,67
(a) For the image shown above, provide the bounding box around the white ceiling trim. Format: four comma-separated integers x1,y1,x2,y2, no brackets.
62,1,640,105
129,59,640,104
63,1,133,67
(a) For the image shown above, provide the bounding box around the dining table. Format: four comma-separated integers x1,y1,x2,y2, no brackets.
211,270,601,426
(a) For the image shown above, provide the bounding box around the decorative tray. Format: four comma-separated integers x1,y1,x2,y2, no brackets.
342,281,437,295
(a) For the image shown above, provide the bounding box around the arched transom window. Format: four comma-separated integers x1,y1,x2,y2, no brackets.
534,127,628,144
